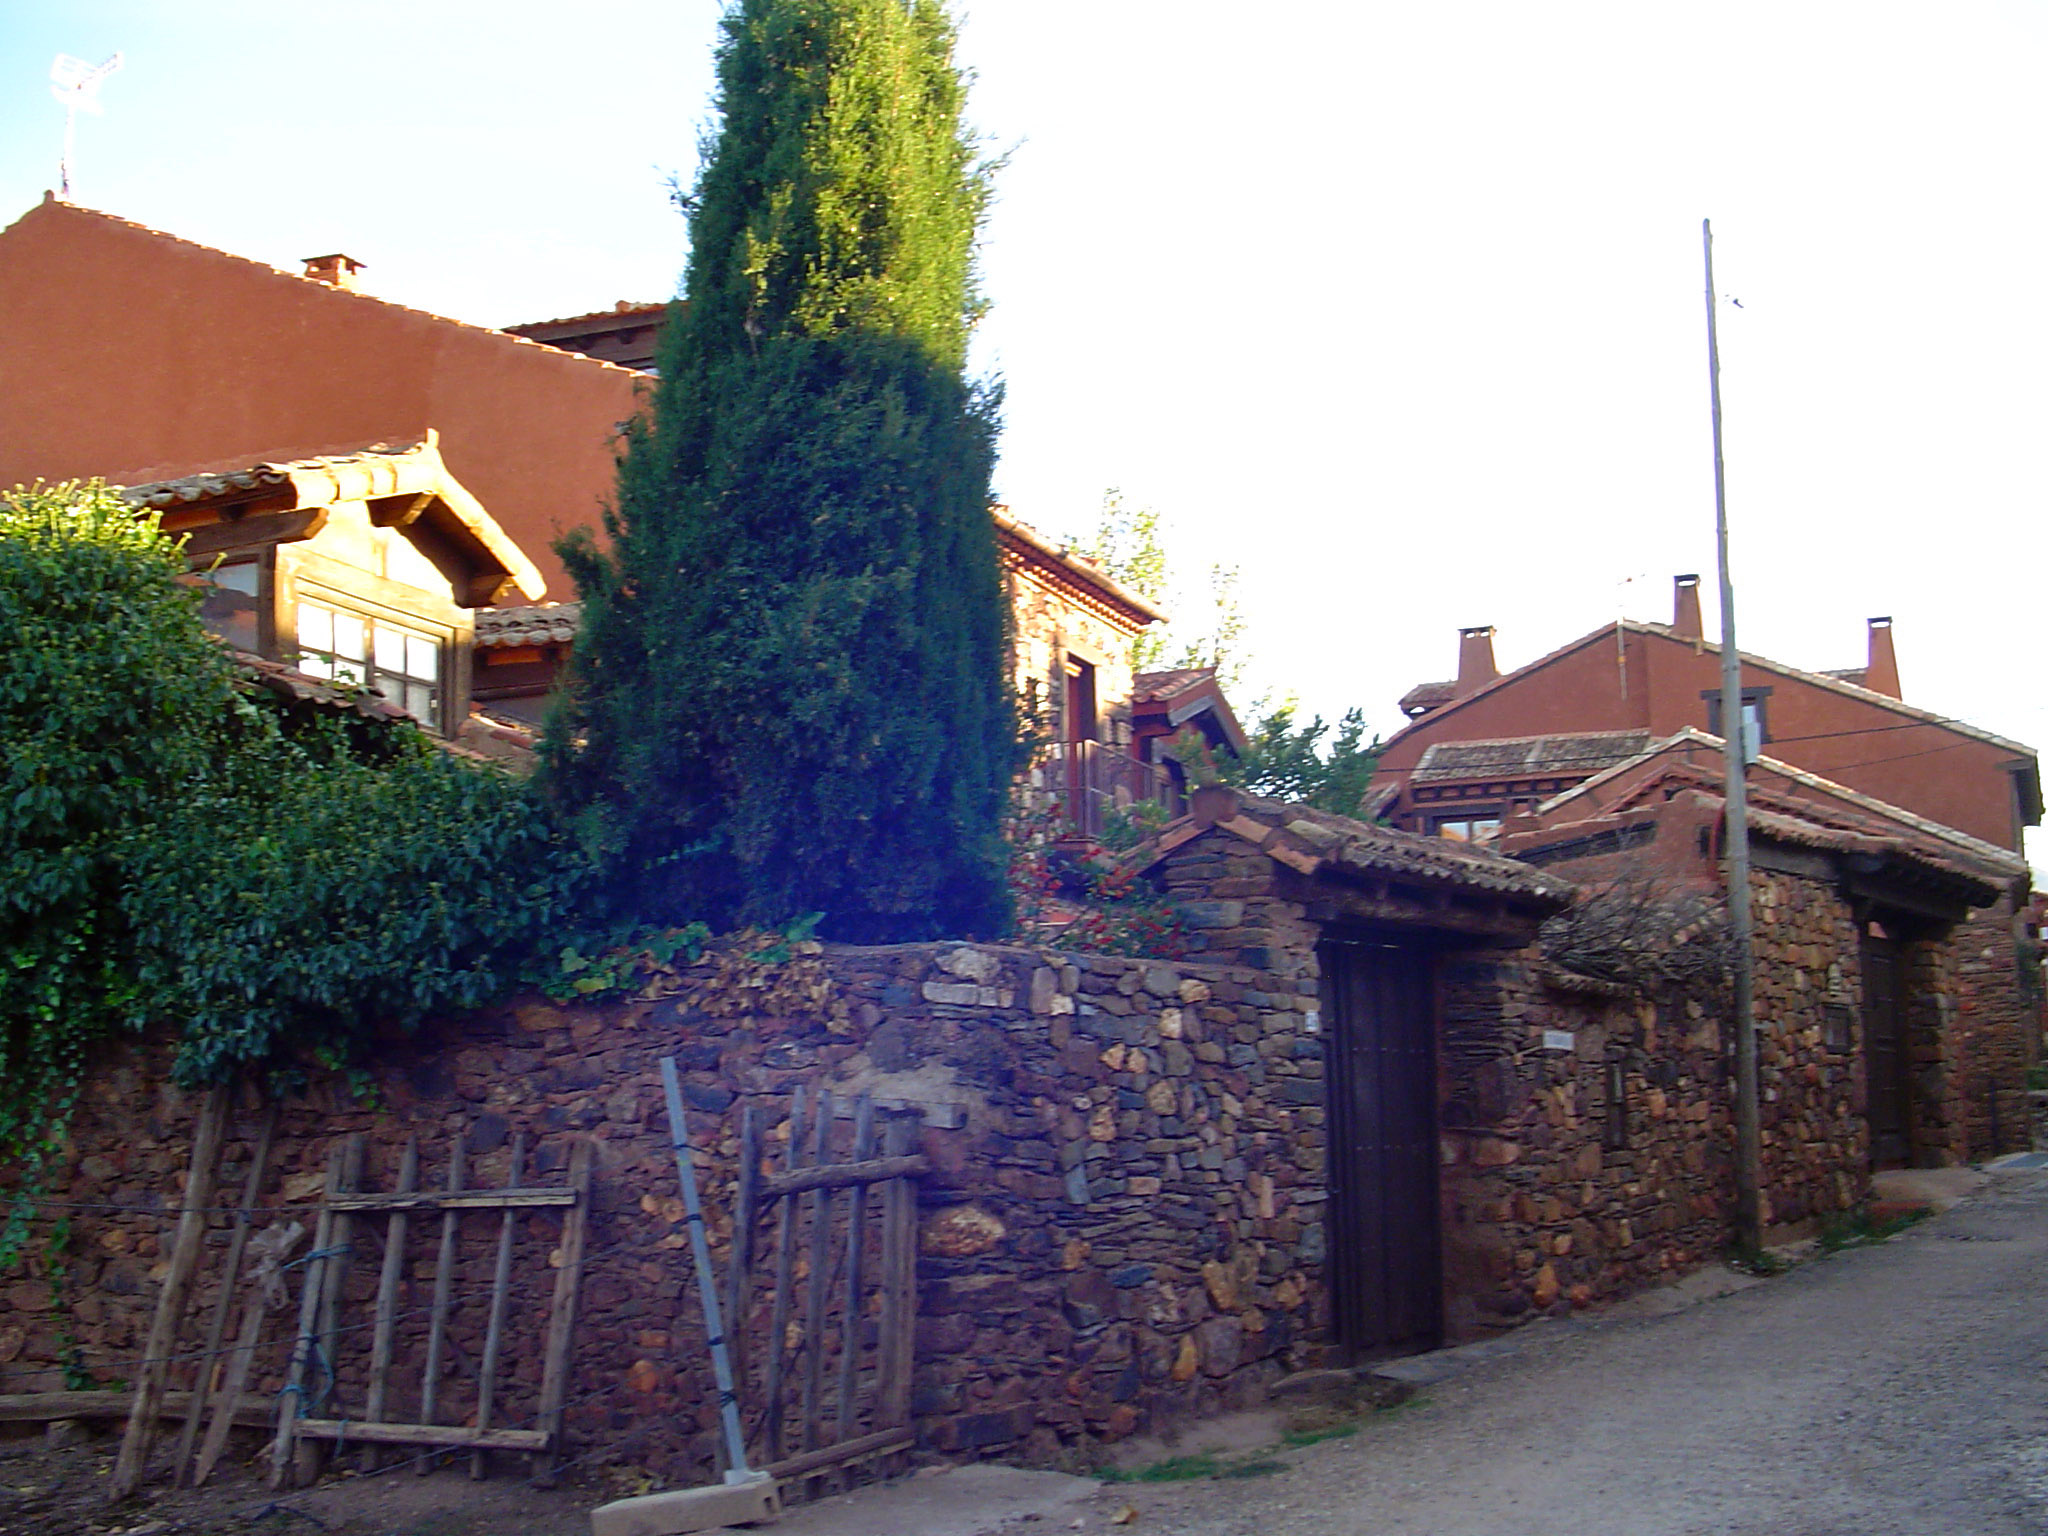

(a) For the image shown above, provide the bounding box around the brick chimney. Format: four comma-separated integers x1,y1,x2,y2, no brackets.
1454,625,1499,698
1672,574,1703,640
301,253,366,292
1864,616,1900,698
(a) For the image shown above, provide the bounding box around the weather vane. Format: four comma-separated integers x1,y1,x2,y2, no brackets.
50,52,122,201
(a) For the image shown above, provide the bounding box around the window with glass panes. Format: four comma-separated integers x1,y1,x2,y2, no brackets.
295,601,442,725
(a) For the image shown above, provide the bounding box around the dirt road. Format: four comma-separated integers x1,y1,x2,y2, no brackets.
1085,1167,2048,1536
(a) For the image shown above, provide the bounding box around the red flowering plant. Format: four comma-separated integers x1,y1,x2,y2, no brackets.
1004,795,1190,960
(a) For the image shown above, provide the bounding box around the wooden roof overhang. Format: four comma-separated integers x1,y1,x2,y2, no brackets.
124,432,544,607
1126,785,1575,947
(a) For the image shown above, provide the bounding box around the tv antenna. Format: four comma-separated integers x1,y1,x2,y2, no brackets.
50,52,122,201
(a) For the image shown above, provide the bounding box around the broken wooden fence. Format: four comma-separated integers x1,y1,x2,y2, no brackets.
111,1105,592,1494
721,1087,927,1496
269,1129,593,1489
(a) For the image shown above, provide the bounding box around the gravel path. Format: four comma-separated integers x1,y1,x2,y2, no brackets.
1081,1168,2048,1536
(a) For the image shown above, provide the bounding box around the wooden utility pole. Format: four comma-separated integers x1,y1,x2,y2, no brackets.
1704,217,1762,1252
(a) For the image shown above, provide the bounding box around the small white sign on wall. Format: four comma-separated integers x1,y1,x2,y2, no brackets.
1542,1029,1576,1054
1303,1010,1321,1035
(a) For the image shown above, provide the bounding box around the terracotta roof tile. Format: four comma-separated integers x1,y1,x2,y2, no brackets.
475,602,582,649
1132,667,1215,704
120,439,430,510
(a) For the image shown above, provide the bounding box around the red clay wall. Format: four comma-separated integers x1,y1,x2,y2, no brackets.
0,197,644,600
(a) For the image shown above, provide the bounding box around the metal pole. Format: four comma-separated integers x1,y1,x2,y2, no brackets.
1704,218,1762,1253
659,1056,760,1485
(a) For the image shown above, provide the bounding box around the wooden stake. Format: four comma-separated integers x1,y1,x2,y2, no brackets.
269,1139,347,1491
833,1097,877,1450
112,1082,232,1499
799,1094,834,1461
296,1134,363,1487
361,1137,419,1470
876,1113,917,1455
534,1138,594,1485
416,1132,465,1473
172,1096,275,1486
472,1132,525,1480
193,1284,268,1487
763,1087,806,1467
723,1101,761,1413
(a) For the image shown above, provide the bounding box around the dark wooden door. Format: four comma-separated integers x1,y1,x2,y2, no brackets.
1318,936,1441,1358
1861,926,1911,1167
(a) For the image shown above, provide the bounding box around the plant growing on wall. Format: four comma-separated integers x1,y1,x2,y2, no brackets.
546,0,1017,943
0,483,589,1234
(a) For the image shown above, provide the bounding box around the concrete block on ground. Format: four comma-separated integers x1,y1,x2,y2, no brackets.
590,1477,783,1536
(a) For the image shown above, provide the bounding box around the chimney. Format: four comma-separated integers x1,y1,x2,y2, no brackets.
1864,616,1900,698
301,253,366,292
1672,574,1703,640
1454,625,1499,698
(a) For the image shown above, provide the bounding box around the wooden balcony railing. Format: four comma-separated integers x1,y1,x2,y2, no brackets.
1036,740,1182,839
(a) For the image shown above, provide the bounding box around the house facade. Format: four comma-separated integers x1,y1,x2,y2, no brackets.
0,195,644,601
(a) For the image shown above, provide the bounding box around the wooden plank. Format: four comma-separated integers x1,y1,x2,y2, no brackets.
112,1081,232,1499
296,1134,365,1486
193,1290,268,1486
876,1114,917,1445
471,1132,525,1480
361,1137,419,1470
760,1155,932,1201
763,1087,806,1467
766,1425,914,1483
269,1140,346,1491
325,1188,574,1212
799,1094,835,1458
0,1389,270,1426
534,1138,594,1484
833,1096,877,1451
723,1101,760,1423
172,1097,276,1487
415,1133,465,1473
294,1419,548,1452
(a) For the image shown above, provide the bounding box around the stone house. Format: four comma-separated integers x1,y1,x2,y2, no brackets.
1364,575,2043,1168
1370,576,2040,854
1498,729,2036,1167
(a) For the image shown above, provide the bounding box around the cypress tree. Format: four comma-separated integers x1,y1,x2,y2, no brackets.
546,0,1015,942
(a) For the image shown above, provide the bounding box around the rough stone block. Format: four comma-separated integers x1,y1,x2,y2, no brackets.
588,1476,783,1536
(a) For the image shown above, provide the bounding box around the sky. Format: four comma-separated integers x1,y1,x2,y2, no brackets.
4,1,2044,862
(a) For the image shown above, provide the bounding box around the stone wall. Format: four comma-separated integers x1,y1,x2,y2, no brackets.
0,939,1328,1483
1437,957,1735,1334
1748,869,1869,1226
1948,894,2040,1160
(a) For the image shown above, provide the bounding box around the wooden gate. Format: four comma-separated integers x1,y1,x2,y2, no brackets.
722,1088,925,1496
1318,935,1442,1358
1861,923,1912,1168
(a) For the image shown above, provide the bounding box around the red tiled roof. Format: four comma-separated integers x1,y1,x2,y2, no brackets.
1410,730,1654,784
1124,788,1574,908
1132,667,1215,704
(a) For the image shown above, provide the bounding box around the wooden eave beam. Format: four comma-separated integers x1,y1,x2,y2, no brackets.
178,506,330,560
